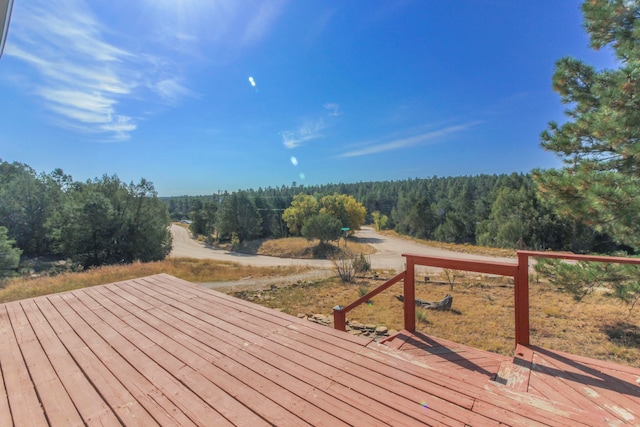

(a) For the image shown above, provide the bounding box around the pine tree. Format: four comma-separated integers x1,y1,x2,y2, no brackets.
535,0,640,250
0,226,21,279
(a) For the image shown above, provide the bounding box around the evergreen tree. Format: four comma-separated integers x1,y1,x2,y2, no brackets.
216,192,262,242
301,213,342,245
0,226,21,279
0,161,51,255
534,0,640,308
60,176,172,267
536,0,640,250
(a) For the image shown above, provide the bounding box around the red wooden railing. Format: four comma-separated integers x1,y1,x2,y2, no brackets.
333,251,640,347
332,271,405,332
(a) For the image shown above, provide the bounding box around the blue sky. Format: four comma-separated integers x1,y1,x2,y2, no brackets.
0,0,617,196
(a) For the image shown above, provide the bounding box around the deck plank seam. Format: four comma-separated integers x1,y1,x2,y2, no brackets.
122,280,428,424
84,287,268,427
126,280,484,424
18,299,115,426
62,289,234,427
95,284,329,427
45,293,198,427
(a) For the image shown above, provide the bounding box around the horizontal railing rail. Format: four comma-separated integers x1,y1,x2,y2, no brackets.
516,250,640,346
401,253,519,334
333,250,640,348
518,250,640,264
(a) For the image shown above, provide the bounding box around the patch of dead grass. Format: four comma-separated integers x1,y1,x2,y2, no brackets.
230,237,375,259
0,258,307,304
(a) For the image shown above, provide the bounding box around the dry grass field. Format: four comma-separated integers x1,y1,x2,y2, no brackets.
225,270,640,368
0,258,307,304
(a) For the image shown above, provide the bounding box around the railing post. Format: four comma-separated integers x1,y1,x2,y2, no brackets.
404,257,416,332
333,306,346,331
515,252,530,346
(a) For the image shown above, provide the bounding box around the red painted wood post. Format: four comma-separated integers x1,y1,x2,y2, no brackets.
514,252,530,346
333,306,346,331
404,256,416,332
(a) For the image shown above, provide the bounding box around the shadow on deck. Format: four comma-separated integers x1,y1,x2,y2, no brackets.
380,329,640,425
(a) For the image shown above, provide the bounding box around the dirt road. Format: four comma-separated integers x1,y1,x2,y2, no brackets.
170,224,335,289
170,224,515,274
170,224,332,268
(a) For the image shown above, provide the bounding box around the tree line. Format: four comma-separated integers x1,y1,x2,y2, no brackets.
164,172,624,254
0,160,172,278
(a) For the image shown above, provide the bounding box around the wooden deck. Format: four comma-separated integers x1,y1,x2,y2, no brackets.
1,274,638,426
383,331,640,426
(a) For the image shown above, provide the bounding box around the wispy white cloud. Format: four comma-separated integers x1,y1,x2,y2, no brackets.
7,0,285,140
6,0,198,141
6,0,139,140
338,122,481,158
324,103,342,117
154,78,198,104
282,119,326,149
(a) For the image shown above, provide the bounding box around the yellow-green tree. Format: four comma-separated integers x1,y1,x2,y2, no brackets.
283,193,366,236
282,194,319,235
372,211,389,231
319,194,366,235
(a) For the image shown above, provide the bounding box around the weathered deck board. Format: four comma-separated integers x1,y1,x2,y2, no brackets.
375,335,599,426
383,329,511,392
119,279,393,426
134,276,503,425
123,276,440,426
530,346,640,424
45,293,198,427
0,305,49,427
5,301,85,427
1,273,638,426
32,296,161,427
